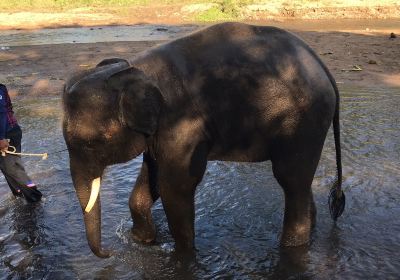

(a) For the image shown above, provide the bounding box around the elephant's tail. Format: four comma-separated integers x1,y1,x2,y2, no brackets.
295,34,345,221
328,77,345,221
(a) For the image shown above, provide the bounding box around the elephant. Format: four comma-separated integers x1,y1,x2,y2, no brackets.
62,22,345,258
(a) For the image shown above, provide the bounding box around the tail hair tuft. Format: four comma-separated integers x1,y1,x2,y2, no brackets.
328,180,345,221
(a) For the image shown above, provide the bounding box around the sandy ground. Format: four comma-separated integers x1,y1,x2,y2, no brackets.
0,1,399,30
0,27,399,98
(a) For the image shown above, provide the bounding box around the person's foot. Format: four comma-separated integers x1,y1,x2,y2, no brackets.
20,185,42,202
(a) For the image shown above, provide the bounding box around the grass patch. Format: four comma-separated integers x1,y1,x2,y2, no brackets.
0,0,395,12
196,0,253,22
196,6,233,22
0,0,205,11
0,0,148,11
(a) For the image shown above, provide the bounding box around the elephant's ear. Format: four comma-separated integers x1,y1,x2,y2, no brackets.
107,67,163,136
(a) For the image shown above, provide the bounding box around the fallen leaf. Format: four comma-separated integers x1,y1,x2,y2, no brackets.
341,65,362,72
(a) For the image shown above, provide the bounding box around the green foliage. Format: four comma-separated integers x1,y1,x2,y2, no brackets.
196,6,233,22
0,0,150,11
196,0,253,22
0,0,253,19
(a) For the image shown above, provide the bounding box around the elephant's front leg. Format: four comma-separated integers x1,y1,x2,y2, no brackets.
129,152,159,243
158,142,208,252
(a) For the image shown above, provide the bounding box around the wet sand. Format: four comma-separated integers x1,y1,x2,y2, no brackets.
0,27,399,97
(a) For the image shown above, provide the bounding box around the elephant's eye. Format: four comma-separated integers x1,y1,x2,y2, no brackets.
81,139,103,151
83,145,95,151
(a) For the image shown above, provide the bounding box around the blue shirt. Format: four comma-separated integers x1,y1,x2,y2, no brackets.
0,84,18,139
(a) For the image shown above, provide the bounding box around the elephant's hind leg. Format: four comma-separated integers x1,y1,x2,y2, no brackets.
129,152,159,243
272,146,322,247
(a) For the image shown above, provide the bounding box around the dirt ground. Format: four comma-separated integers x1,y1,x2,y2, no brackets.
0,27,399,98
0,1,399,97
0,2,399,31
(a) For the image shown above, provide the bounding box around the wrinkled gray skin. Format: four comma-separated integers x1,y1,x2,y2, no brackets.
63,22,342,258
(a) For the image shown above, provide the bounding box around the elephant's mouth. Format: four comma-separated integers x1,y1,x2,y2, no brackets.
85,177,101,213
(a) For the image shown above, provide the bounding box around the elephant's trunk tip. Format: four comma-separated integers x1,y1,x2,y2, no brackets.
91,246,113,258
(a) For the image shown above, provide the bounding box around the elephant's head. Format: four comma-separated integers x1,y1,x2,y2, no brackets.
62,60,163,257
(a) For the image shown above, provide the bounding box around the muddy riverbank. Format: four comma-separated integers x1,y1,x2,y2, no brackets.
1,23,399,98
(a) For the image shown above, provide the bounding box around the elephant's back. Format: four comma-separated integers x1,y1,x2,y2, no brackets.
159,22,334,98
171,23,336,160
135,22,335,102
165,22,335,113
133,22,337,161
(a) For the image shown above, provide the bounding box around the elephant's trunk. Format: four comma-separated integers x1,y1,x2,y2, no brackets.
71,165,111,258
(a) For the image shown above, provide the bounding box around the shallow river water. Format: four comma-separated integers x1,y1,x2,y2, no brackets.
0,19,399,47
0,86,399,279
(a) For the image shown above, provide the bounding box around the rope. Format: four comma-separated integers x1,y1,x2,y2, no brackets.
1,145,48,160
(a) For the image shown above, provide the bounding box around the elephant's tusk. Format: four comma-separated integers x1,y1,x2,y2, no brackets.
85,177,101,213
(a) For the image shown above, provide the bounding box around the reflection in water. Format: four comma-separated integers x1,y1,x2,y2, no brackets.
270,246,311,279
0,87,399,278
1,202,44,278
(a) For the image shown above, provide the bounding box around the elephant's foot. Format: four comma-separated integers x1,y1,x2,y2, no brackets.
131,225,156,244
280,223,311,247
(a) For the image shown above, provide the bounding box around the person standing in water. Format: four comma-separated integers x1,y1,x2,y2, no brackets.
0,83,42,202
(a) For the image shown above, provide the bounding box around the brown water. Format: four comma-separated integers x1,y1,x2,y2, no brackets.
0,86,399,279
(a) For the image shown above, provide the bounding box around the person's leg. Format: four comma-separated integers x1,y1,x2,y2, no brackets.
0,156,23,196
3,126,42,202
4,173,23,196
2,153,41,202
